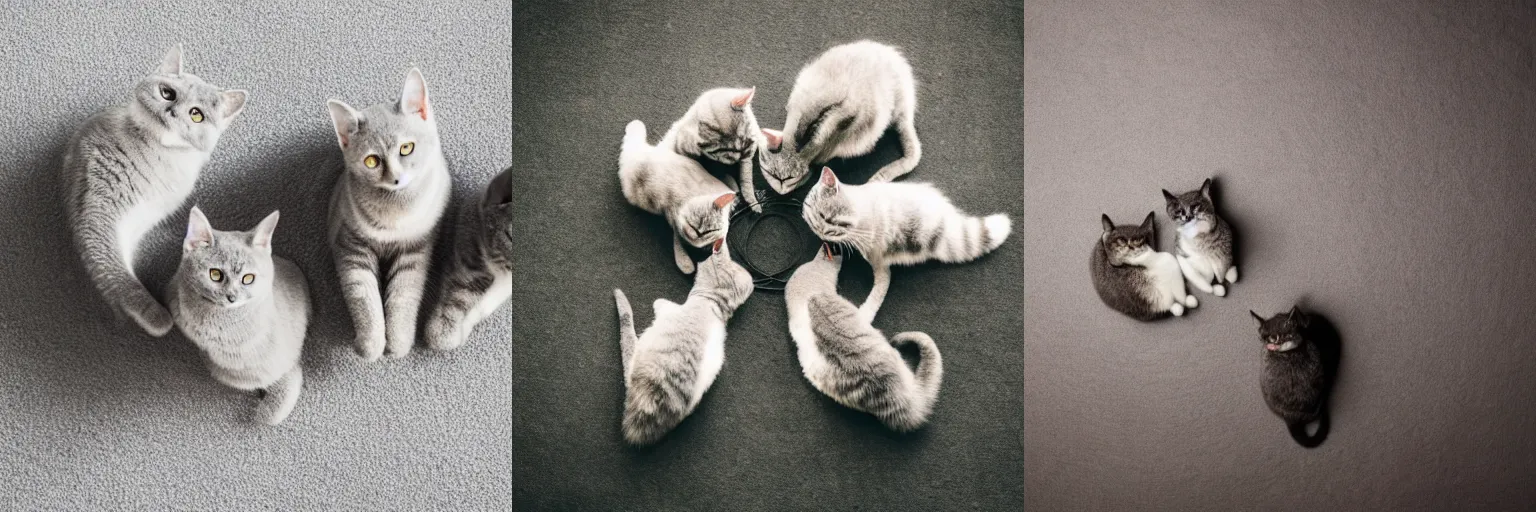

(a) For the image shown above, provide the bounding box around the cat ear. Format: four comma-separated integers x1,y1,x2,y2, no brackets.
730,87,755,110
1140,211,1156,231
820,167,839,191
156,44,183,75
1200,178,1213,200
1100,214,1114,233
251,210,280,252
219,90,248,121
761,128,783,151
712,192,736,210
1250,310,1265,323
327,99,361,148
821,243,833,261
184,206,213,251
1161,189,1176,202
482,168,514,209
400,68,431,121
1288,306,1309,327
712,238,724,254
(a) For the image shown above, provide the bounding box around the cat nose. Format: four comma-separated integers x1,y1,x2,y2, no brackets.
225,295,236,303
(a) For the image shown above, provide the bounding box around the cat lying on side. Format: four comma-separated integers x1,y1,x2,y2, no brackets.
1090,212,1197,320
619,119,737,274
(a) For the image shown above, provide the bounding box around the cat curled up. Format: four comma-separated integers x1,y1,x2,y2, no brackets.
168,207,307,425
802,167,1010,322
658,88,759,204
426,166,512,351
327,68,452,361
756,41,920,203
1163,178,1237,296
619,119,737,274
1090,213,1198,321
1252,307,1335,448
613,238,755,446
785,244,942,432
61,45,248,336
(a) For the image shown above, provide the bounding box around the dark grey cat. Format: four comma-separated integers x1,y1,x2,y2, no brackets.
1163,178,1237,296
425,167,512,351
1090,212,1197,321
1251,306,1334,448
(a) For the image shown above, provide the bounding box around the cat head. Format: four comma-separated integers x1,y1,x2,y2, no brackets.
327,68,441,193
677,87,758,165
693,238,756,311
803,167,859,243
132,45,248,152
177,206,279,308
1099,212,1156,264
671,192,735,248
1162,178,1217,225
756,128,810,194
481,166,513,257
1250,306,1310,352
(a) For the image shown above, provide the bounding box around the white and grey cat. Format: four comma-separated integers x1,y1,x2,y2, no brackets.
426,166,512,351
619,119,738,274
785,244,943,431
61,45,248,336
326,68,452,361
802,167,1011,322
1163,178,1238,296
756,41,920,200
1089,212,1198,321
613,238,755,445
168,207,307,425
658,87,758,202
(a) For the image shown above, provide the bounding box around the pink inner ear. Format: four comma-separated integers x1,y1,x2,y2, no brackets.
713,193,735,209
419,99,430,121
762,129,782,151
820,167,837,187
730,87,755,108
712,239,723,253
822,243,832,260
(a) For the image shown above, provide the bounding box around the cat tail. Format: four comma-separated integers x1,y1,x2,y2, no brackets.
935,213,1012,264
614,289,637,376
255,366,303,426
621,366,688,446
890,331,943,431
76,228,174,337
1287,410,1329,448
622,120,650,155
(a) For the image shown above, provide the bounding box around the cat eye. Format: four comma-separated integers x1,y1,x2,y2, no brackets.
160,86,176,101
399,142,415,156
189,107,204,123
242,274,255,285
364,155,380,168
209,268,223,282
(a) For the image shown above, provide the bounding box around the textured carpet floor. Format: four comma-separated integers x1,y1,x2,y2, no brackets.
1025,1,1536,509
511,0,1023,509
0,2,512,509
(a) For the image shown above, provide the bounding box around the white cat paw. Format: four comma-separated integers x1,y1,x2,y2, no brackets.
1170,303,1186,316
355,333,386,362
385,329,415,359
1227,267,1239,283
1213,284,1226,297
1185,295,1199,308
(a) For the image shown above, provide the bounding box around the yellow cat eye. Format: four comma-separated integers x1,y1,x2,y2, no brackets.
399,142,415,156
209,268,223,282
242,274,255,285
364,155,380,168
189,107,204,123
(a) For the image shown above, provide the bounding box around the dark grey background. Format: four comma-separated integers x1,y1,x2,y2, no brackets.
0,2,511,509
1025,0,1536,509
511,0,1023,509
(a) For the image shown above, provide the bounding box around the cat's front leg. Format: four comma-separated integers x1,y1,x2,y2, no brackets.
336,244,386,361
383,245,433,358
426,257,489,351
858,263,892,324
673,234,696,274
1176,254,1216,295
738,157,763,213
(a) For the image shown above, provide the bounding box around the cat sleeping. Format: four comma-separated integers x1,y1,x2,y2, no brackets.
61,45,247,336
659,87,759,205
619,119,737,274
755,41,921,203
802,167,1011,322
613,238,755,445
1089,212,1198,320
1163,178,1237,296
785,244,943,431
168,207,307,425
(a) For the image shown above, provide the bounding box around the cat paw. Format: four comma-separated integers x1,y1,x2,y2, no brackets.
426,317,467,351
1184,295,1199,308
1213,284,1227,297
130,304,175,337
354,333,386,362
1170,303,1186,316
384,331,415,359
676,257,696,274
1226,266,1239,283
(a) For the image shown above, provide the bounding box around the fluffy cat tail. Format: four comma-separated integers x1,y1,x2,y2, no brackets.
1287,411,1329,448
622,120,650,154
983,214,1013,252
614,289,637,375
75,232,174,337
255,366,303,426
621,366,687,446
890,331,943,431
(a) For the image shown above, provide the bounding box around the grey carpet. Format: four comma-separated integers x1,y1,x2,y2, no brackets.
511,0,1023,509
1025,0,1536,509
0,2,512,509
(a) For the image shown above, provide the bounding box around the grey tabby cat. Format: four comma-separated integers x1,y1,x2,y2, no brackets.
658,88,760,209
785,244,943,431
620,119,738,274
61,45,248,336
1163,178,1238,296
757,40,920,200
326,68,452,361
425,166,512,351
1090,212,1198,321
1251,306,1332,448
613,238,755,445
168,207,307,425
803,167,1011,322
